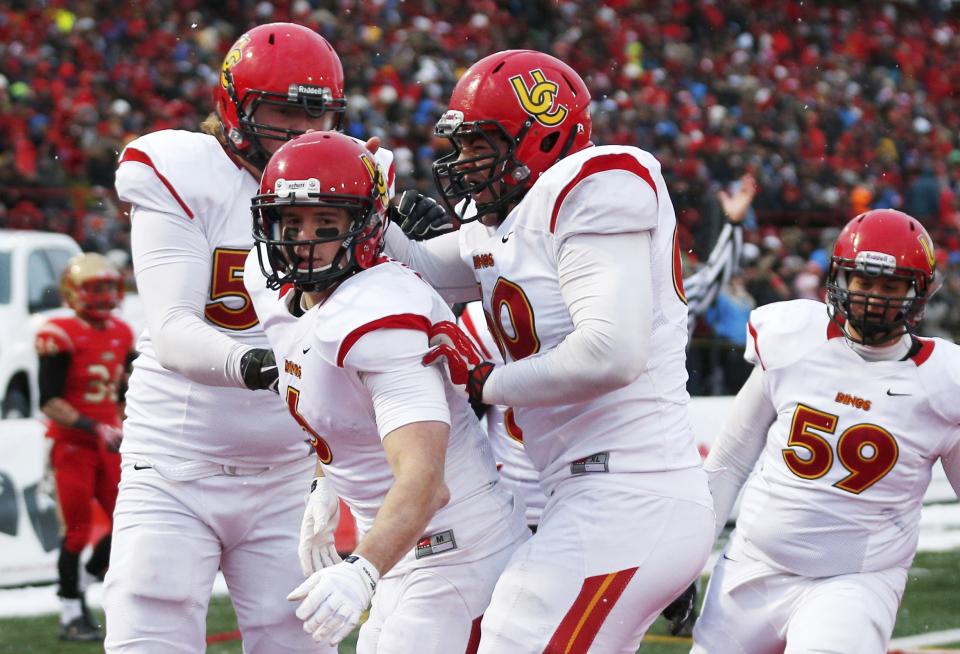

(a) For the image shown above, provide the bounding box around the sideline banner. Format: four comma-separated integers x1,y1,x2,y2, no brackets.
1,397,954,586
0,419,60,587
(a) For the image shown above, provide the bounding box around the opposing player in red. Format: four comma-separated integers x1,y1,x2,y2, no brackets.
694,209,960,653
106,23,391,653
385,50,714,652
35,253,135,641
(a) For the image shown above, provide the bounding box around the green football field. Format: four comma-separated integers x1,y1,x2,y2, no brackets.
1,550,957,654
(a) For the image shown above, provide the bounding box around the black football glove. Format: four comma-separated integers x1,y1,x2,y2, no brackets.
390,190,453,240
240,348,279,393
661,581,698,637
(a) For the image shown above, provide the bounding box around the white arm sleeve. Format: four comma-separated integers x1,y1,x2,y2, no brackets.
131,207,250,387
703,366,776,538
382,224,479,303
941,435,960,499
482,230,651,407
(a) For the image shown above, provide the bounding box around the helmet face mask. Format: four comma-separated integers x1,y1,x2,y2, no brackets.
252,132,388,293
432,50,592,224
825,209,937,345
432,114,530,223
257,199,373,292
60,253,124,323
223,69,346,165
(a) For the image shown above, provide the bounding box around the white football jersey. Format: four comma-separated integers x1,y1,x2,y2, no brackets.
459,301,544,526
116,129,395,465
458,144,700,493
731,299,960,577
246,252,522,575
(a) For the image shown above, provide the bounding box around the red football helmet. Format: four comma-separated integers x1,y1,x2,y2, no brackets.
60,253,124,323
433,50,592,223
252,131,388,292
215,23,345,170
826,209,938,344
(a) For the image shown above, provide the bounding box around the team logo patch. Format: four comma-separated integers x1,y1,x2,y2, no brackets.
473,253,495,269
360,153,389,213
509,69,568,127
570,452,609,475
835,392,871,411
284,359,302,379
220,33,251,89
918,233,936,269
415,529,457,559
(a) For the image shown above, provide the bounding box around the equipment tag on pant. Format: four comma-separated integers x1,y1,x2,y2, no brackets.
415,530,457,559
570,452,609,475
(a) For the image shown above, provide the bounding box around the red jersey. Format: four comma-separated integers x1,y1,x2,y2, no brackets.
35,315,135,445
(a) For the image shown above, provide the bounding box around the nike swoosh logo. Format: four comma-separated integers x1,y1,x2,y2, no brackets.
133,463,152,470
302,347,311,354
886,390,911,397
502,232,512,243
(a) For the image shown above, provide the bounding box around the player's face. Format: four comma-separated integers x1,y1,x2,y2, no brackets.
846,272,911,341
255,104,336,154
456,131,509,214
279,206,352,272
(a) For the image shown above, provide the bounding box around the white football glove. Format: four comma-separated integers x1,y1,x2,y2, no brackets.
287,554,379,646
299,476,342,576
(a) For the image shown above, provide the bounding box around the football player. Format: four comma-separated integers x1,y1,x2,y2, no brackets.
105,23,392,653
244,131,527,652
693,209,960,653
35,253,135,641
383,49,714,652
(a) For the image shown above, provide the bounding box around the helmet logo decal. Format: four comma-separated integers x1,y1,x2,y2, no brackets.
854,251,897,275
275,177,320,200
220,33,251,89
918,233,935,269
287,84,333,102
360,154,389,211
509,69,568,127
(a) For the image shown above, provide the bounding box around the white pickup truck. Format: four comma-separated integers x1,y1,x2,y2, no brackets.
0,230,81,418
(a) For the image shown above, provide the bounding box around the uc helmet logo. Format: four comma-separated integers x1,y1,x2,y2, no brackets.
360,153,389,212
918,232,936,269
509,69,568,127
220,33,251,89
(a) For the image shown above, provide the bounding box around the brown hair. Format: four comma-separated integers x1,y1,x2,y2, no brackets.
200,113,225,144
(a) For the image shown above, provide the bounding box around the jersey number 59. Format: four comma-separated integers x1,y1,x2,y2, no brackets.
782,403,899,494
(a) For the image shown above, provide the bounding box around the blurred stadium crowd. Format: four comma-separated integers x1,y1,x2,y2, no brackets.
2,0,960,391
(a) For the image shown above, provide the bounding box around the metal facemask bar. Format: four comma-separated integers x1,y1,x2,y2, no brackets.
224,70,347,169
432,110,532,224
252,178,374,292
826,251,925,345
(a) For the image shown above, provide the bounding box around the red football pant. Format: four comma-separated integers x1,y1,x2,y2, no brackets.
52,441,121,553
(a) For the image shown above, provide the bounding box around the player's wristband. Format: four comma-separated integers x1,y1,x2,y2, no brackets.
73,415,98,434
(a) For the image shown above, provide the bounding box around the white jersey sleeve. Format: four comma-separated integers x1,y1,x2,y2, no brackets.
744,299,832,371
356,330,452,438
550,152,660,246
118,131,255,388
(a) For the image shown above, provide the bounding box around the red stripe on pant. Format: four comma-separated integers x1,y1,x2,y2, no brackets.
543,567,638,654
465,614,483,654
